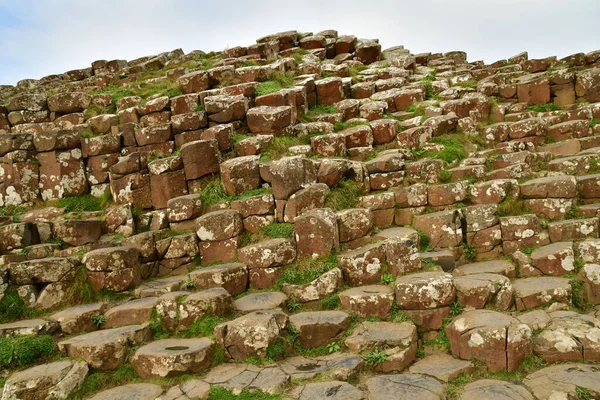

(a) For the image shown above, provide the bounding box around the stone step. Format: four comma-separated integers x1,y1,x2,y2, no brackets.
131,337,214,378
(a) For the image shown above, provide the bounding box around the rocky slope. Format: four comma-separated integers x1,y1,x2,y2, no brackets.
1,29,600,399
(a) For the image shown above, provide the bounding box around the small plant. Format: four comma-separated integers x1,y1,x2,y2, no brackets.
522,247,535,256
92,314,106,327
590,118,599,128
18,246,31,256
266,338,286,360
318,293,341,310
326,342,341,353
450,302,464,317
571,279,587,311
287,297,301,312
381,273,394,285
416,348,425,359
195,104,205,112
186,277,194,289
565,205,580,220
576,387,593,400
574,258,585,273
462,243,477,262
439,169,453,183
414,228,431,250
363,348,388,367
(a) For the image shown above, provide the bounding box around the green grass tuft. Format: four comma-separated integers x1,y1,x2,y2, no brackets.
0,205,27,222
0,335,56,369
179,316,226,339
54,194,111,213
277,254,339,288
424,134,470,164
527,103,561,113
261,223,294,239
324,179,364,211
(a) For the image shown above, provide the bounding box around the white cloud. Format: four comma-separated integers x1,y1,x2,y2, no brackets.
0,0,598,85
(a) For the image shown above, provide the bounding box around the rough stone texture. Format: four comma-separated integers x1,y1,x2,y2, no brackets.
365,374,445,400
58,324,152,370
524,363,600,400
339,285,394,319
0,360,88,400
131,338,214,378
289,311,351,348
446,310,532,371
345,321,417,372
214,310,288,361
462,380,534,400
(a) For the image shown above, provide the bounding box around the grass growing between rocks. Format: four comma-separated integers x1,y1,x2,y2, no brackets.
262,223,294,239
255,72,294,97
199,179,272,208
0,205,27,222
324,179,364,211
208,387,282,400
0,287,45,323
0,335,56,369
259,136,307,161
527,103,561,113
53,192,112,213
276,254,339,289
445,355,547,399
423,134,472,164
497,199,527,217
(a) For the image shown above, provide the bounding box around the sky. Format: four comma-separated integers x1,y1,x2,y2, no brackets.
0,0,599,85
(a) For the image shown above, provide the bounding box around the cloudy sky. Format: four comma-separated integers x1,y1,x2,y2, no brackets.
1,0,598,85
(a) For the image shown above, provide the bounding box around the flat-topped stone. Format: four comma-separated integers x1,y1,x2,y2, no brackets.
345,321,417,372
293,381,365,400
282,268,343,303
202,363,288,394
233,291,288,313
58,324,151,370
104,297,158,328
408,354,474,383
534,311,600,362
512,276,572,310
394,272,455,310
523,364,600,400
189,262,248,295
0,318,57,337
289,311,351,348
1,360,88,400
131,338,214,378
454,273,514,310
365,374,445,400
462,379,534,400
134,276,187,298
88,383,164,400
339,285,394,319
453,259,517,278
49,302,107,334
445,309,532,371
